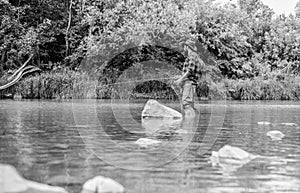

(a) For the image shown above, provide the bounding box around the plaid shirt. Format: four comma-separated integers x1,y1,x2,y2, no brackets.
182,57,203,85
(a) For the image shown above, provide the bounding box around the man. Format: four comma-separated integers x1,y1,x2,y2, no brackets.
172,42,204,185
174,42,203,117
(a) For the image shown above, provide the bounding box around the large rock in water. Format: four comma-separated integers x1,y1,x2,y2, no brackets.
0,164,68,193
142,117,182,136
210,145,257,172
81,176,124,193
142,100,182,119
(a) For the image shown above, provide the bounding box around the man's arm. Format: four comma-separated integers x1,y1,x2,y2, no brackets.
174,70,190,86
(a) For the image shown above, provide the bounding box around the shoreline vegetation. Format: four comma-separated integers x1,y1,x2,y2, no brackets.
1,0,300,101
1,70,300,100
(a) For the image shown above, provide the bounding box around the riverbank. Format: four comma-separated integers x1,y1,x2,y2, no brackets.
221,76,300,100
0,70,96,99
1,70,300,100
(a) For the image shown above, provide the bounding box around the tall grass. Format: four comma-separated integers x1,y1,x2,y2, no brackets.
223,76,300,100
13,70,97,99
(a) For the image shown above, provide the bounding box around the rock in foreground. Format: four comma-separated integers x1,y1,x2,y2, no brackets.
267,130,284,141
142,100,182,119
0,163,68,193
210,145,257,172
81,176,124,193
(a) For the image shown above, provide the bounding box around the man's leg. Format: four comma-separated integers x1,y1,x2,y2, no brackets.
182,81,196,117
179,84,199,187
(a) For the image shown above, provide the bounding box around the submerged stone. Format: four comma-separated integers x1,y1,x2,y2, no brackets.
210,145,256,171
0,163,68,193
257,121,272,125
280,123,298,126
267,130,285,141
141,100,182,119
81,176,124,193
135,138,161,147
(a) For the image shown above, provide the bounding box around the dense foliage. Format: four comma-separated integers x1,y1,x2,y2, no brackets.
1,0,300,99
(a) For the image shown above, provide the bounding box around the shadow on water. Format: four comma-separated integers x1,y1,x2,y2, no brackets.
97,103,146,141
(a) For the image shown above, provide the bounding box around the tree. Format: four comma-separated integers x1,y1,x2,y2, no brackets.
77,0,198,74
296,0,300,18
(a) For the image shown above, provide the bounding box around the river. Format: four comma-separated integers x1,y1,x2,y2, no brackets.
0,100,300,193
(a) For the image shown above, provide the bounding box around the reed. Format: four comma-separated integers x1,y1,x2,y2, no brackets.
223,76,300,100
13,70,96,99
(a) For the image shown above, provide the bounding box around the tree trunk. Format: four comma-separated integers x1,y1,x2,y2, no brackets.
0,50,6,76
65,0,73,59
0,66,40,90
9,55,33,79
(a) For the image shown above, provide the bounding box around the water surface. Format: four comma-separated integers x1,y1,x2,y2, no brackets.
0,100,300,193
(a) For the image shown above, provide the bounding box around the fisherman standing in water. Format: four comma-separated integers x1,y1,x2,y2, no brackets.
174,40,203,117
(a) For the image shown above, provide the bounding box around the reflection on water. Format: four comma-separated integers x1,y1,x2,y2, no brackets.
0,100,300,193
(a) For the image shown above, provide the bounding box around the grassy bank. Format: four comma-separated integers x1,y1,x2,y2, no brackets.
0,70,97,99
1,70,300,100
222,76,300,100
